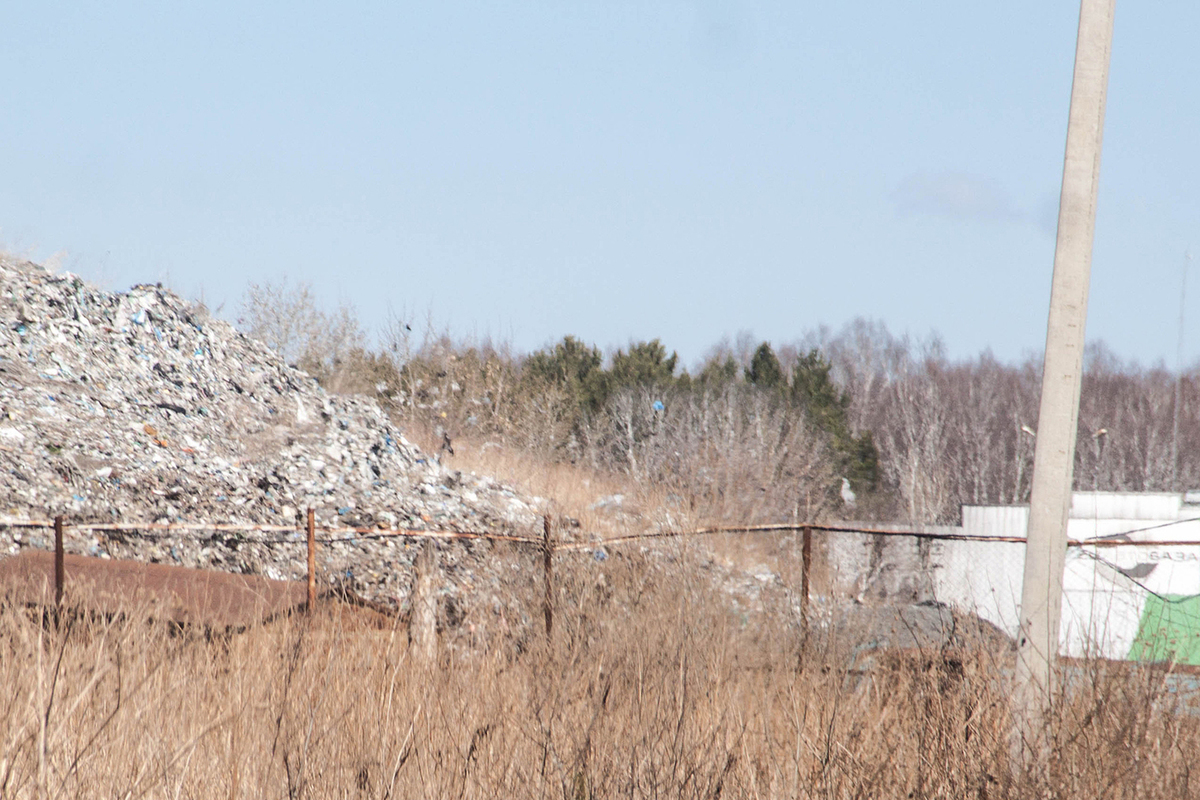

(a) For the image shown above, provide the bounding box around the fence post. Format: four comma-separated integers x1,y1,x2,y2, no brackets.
543,514,554,640
54,515,64,611
411,538,438,662
800,525,812,631
306,508,316,613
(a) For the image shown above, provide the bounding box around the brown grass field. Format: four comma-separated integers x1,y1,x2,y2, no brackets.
3,557,1199,798
2,440,1199,798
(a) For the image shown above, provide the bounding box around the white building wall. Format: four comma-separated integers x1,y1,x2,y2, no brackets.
929,492,1200,659
930,538,1026,640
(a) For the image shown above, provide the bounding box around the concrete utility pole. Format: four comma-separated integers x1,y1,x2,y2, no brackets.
1172,252,1190,488
1014,0,1116,762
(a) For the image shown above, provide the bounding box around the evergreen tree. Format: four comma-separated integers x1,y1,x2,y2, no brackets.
524,336,608,412
745,342,785,390
791,349,848,433
697,354,739,386
609,340,678,390
791,348,879,491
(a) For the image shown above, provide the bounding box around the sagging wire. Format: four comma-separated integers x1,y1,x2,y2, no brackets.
1074,545,1200,606
1079,516,1200,542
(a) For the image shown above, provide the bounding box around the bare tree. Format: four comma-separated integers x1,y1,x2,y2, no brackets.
238,278,366,384
581,383,834,523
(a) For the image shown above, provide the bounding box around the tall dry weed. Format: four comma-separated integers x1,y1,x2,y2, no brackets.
2,553,1197,799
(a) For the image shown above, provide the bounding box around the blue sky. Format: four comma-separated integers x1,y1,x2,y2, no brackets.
2,1,1198,369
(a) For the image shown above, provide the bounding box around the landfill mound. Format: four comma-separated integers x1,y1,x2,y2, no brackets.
0,256,546,626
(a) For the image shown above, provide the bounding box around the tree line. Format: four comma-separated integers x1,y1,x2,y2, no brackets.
238,281,1200,523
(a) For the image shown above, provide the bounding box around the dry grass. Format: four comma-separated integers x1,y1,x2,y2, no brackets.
412,426,673,540
1,416,1195,797
2,548,1198,800
2,382,1194,798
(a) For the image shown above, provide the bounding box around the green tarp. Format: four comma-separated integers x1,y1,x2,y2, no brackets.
1129,594,1200,665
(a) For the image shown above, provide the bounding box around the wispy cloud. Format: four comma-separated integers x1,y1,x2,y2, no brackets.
892,171,1025,224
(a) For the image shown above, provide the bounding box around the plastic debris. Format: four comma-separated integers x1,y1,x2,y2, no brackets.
0,256,548,628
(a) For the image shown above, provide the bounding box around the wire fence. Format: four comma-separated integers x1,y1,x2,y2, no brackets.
9,514,1200,547
0,516,540,546
6,511,1200,639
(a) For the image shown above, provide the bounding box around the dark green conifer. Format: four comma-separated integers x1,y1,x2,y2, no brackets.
745,342,785,390
609,340,678,390
791,348,879,491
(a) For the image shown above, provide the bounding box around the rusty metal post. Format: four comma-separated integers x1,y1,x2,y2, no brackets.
542,514,554,640
800,525,812,630
54,515,64,610
306,508,316,612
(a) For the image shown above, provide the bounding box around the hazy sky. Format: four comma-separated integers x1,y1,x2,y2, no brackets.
2,2,1198,369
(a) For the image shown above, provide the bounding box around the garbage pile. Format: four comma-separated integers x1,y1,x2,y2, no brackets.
0,256,548,629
